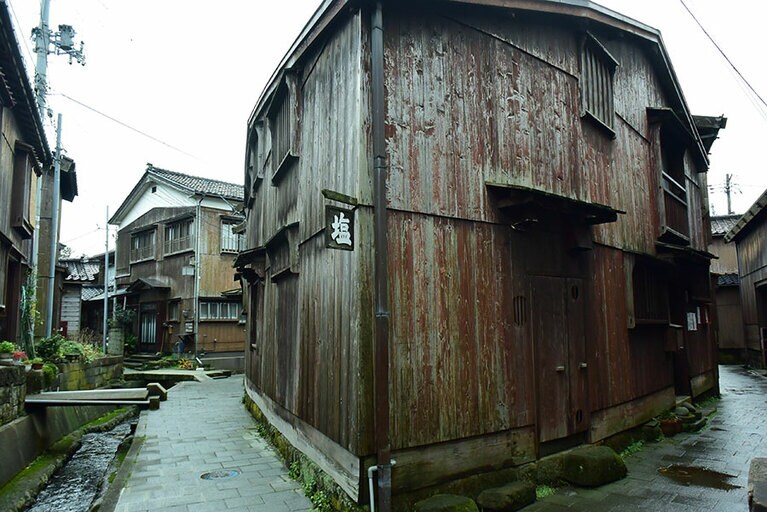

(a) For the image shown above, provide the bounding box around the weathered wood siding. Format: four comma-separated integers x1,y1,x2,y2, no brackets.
737,218,767,361
246,11,372,455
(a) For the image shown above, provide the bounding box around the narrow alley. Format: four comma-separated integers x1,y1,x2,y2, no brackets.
106,376,312,512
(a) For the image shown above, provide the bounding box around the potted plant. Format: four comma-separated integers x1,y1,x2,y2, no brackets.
30,357,44,370
0,341,15,365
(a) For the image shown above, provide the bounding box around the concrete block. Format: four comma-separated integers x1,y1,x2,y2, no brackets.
147,382,168,401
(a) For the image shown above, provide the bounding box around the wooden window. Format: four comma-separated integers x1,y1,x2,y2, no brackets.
633,259,669,325
11,143,38,239
268,77,298,183
199,300,240,321
660,126,689,240
164,218,194,254
580,33,618,134
167,301,180,322
220,221,244,253
130,229,155,262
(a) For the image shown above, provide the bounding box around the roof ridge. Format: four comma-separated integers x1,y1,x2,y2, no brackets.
147,165,243,190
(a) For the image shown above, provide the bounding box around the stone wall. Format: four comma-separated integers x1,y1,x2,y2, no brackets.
54,356,123,391
0,367,26,427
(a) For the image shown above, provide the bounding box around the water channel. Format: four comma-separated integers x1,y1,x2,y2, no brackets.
25,421,133,512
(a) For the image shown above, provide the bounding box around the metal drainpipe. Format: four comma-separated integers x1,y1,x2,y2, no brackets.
371,3,393,512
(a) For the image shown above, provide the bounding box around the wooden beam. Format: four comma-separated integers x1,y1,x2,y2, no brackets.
588,386,674,442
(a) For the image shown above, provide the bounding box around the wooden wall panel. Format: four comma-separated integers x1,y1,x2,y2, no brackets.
387,211,533,450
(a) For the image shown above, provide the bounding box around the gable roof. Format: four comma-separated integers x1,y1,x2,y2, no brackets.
725,188,767,243
0,0,50,166
711,214,741,237
249,0,709,169
109,164,244,225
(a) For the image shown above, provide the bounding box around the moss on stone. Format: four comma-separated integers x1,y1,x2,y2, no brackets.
413,494,479,512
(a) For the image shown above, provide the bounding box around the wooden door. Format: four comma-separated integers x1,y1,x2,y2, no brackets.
531,276,589,443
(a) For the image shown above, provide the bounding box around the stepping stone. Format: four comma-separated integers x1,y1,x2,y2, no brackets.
476,481,536,512
414,494,479,512
562,445,627,487
749,458,767,512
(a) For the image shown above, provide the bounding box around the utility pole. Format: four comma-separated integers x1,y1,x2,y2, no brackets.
103,207,109,353
32,0,85,340
44,113,62,338
194,196,202,360
724,173,733,215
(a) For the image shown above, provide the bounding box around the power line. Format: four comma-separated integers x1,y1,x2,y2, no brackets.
53,92,202,161
7,0,36,66
679,0,767,115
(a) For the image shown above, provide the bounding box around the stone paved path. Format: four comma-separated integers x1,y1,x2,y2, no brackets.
525,364,767,511
113,375,312,512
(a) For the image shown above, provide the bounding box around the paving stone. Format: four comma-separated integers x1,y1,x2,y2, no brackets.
114,376,312,512
525,365,765,511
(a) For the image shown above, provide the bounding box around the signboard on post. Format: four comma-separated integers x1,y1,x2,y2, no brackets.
325,205,354,251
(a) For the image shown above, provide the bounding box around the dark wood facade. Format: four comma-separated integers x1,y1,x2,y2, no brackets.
239,0,724,502
726,192,767,367
0,1,50,348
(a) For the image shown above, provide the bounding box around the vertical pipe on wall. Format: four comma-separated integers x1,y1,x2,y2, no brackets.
371,3,392,511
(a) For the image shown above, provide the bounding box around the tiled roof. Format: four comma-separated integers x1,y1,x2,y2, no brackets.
81,285,104,301
717,273,740,287
711,214,741,237
148,165,243,201
62,259,100,282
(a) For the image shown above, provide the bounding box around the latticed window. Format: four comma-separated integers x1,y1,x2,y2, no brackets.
271,92,291,170
164,219,194,254
220,221,244,253
130,230,155,262
199,301,240,321
580,33,618,132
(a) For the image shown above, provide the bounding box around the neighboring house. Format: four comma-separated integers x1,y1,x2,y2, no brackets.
709,214,744,362
60,252,116,339
236,0,726,506
0,1,50,346
35,155,78,339
725,191,767,367
110,164,245,357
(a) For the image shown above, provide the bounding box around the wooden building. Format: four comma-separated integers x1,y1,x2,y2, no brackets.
237,0,726,505
725,192,767,367
709,214,744,363
0,1,49,347
111,165,245,356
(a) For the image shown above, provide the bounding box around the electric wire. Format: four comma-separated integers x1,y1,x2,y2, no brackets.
679,0,767,119
52,92,203,161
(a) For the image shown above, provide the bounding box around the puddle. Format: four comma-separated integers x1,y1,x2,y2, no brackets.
657,464,741,491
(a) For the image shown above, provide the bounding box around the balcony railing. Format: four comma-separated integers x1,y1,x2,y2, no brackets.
662,172,689,240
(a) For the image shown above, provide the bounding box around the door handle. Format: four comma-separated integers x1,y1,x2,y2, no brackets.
580,362,588,369
556,365,565,372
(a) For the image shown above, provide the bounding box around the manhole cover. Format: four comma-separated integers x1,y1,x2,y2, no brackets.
200,469,240,480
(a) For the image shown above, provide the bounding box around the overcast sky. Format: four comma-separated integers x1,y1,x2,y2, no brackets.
7,0,767,256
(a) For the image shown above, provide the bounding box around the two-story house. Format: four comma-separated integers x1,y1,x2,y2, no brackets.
110,165,245,360
0,2,50,347
236,0,726,507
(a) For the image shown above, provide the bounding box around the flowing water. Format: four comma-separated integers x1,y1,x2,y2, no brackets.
25,422,132,512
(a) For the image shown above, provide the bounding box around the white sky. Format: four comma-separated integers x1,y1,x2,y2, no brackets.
6,0,767,256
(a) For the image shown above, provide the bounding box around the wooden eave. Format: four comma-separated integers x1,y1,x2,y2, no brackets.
655,241,716,264
0,1,51,165
725,190,767,243
647,107,708,172
487,182,624,225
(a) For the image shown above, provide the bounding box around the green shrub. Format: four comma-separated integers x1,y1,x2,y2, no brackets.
42,362,59,388
0,340,15,353
36,335,65,361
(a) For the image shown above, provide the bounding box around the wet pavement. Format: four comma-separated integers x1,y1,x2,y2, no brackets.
525,364,767,511
111,375,312,512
